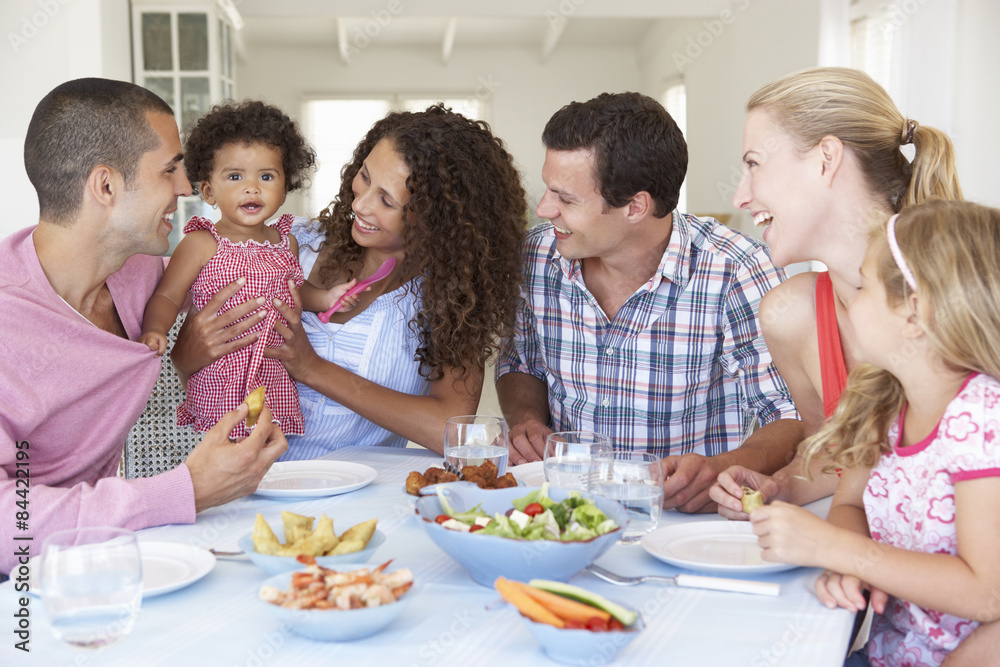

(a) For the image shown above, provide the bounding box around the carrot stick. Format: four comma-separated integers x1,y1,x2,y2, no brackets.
494,577,565,628
517,582,611,623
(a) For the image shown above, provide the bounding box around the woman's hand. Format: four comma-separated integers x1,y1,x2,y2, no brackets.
711,465,784,520
265,280,321,382
172,278,265,384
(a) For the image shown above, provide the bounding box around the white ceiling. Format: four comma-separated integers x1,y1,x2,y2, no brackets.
231,0,730,61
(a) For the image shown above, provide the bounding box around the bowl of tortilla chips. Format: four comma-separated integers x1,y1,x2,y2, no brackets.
238,511,386,576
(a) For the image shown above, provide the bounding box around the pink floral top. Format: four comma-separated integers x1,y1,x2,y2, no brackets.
863,372,1000,667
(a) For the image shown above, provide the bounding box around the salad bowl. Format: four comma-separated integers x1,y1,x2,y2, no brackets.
414,484,628,587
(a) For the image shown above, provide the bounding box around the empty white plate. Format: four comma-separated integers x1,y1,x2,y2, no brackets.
508,461,545,487
140,542,216,597
642,521,798,574
28,542,215,598
255,461,377,498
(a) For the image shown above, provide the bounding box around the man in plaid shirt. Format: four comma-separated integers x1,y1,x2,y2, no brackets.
496,92,802,513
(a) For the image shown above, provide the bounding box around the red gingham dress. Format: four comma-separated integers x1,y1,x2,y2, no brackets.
176,215,305,438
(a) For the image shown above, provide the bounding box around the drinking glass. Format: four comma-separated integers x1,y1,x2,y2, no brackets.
40,527,142,649
588,451,664,543
543,431,612,490
443,415,510,476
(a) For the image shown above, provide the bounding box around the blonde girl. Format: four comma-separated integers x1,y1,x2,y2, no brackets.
750,200,1000,666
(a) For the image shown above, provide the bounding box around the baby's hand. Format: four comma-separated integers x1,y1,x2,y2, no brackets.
325,278,368,313
139,331,168,356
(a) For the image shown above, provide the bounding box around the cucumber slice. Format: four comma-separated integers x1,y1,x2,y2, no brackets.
528,579,638,626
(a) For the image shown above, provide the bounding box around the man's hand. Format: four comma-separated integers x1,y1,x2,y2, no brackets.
661,453,727,513
508,418,552,465
172,277,265,384
264,281,320,382
185,402,288,512
710,465,784,520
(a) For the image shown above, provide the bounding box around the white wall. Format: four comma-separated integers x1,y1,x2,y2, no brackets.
637,0,823,236
0,0,130,239
237,43,641,222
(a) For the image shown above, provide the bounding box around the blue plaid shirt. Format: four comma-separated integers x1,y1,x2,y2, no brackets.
497,212,798,457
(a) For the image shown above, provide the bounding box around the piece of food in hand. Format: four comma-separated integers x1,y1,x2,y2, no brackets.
252,514,281,555
245,385,266,427
329,518,378,555
281,510,314,545
741,486,764,513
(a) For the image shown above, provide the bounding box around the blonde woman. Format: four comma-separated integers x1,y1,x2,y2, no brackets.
749,200,1000,667
711,67,962,515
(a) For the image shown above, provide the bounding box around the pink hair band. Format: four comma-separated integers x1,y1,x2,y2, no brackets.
886,213,917,291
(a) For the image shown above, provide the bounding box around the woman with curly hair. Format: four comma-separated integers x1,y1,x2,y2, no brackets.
141,100,360,439
174,104,527,456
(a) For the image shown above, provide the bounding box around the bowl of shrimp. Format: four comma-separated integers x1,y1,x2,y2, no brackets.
257,558,417,641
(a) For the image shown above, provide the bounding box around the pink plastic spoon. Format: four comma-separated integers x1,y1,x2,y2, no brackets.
317,256,396,323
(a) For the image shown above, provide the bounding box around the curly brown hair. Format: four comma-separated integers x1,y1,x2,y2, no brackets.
315,105,527,381
183,100,316,194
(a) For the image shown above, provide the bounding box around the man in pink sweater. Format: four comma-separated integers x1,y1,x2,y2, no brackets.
0,78,288,575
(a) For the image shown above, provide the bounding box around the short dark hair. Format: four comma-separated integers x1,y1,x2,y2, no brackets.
183,100,317,194
542,92,687,218
24,78,175,224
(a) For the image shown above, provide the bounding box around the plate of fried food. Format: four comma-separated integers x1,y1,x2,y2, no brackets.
404,460,518,496
238,511,386,575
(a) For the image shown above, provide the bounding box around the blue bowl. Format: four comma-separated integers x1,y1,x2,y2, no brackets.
257,566,417,641
522,604,645,665
414,485,627,587
237,529,387,576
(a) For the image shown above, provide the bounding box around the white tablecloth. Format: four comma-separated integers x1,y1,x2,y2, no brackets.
0,446,853,666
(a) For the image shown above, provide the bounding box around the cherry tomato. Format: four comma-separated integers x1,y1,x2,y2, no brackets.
469,524,484,532
523,502,545,517
608,619,624,631
586,617,609,632
435,514,450,524
564,619,585,630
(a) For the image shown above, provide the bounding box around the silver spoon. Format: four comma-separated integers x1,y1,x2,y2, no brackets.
586,564,780,596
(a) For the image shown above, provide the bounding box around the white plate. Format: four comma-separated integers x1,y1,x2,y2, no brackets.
140,542,217,597
641,521,798,574
28,542,215,599
255,461,377,498
508,461,545,487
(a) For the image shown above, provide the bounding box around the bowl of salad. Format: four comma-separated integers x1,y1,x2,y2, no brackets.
414,483,627,587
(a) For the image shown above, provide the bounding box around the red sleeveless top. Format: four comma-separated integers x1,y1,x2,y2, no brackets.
816,272,848,418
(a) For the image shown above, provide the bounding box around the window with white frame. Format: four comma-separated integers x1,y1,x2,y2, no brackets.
131,0,240,253
303,96,486,217
662,82,687,214
849,1,896,91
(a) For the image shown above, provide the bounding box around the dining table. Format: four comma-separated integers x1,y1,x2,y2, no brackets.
0,446,854,666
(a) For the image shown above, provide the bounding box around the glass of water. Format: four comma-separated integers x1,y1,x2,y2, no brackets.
543,431,612,490
39,527,142,650
443,415,510,476
588,451,664,543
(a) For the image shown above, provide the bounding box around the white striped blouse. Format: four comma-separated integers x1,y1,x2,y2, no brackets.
278,218,429,461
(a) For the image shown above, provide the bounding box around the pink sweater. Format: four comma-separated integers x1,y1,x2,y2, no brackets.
0,227,195,574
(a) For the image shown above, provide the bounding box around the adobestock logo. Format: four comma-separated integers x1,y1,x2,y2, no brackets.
7,0,72,54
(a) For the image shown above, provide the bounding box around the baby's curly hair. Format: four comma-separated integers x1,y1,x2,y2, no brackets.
183,100,316,193
315,105,527,380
